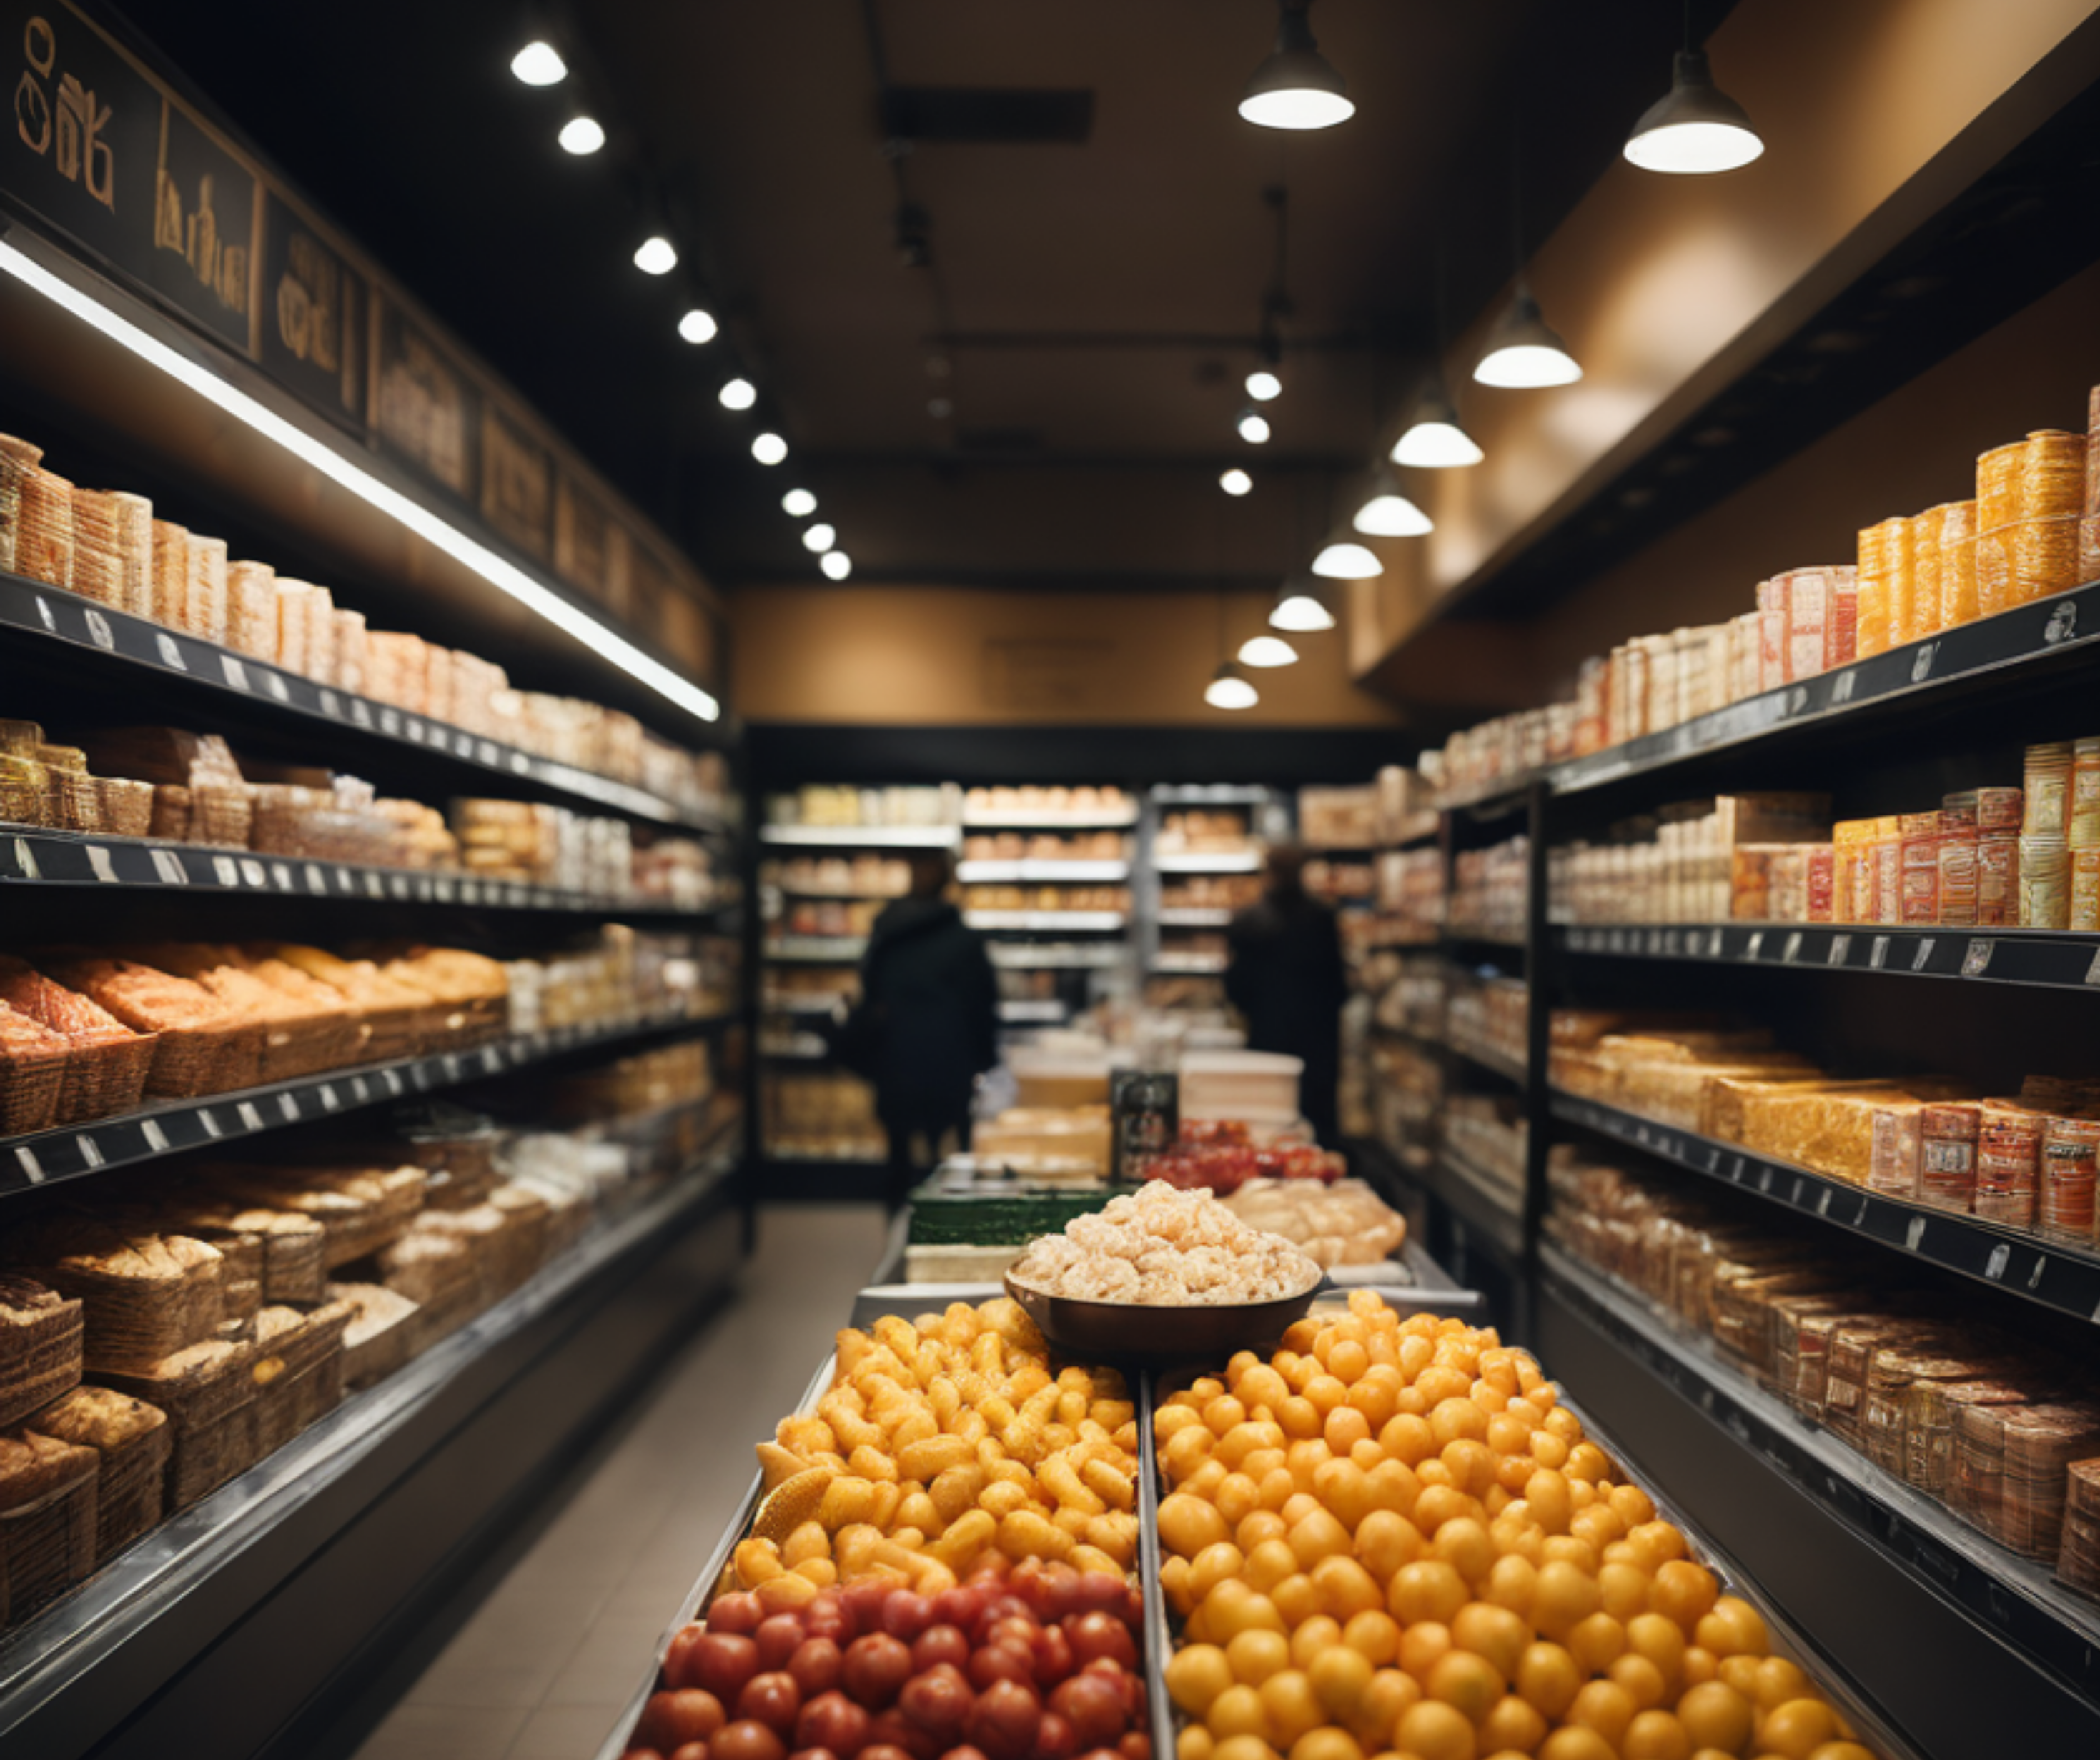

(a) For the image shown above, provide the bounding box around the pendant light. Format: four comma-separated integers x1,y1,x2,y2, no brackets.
1219,468,1253,497
802,523,836,553
511,41,567,86
1312,540,1381,579
1239,1,1354,132
783,488,817,517
1392,375,1483,467
1238,631,1299,668
558,114,605,156
719,377,757,412
1474,116,1580,389
678,308,718,344
1205,662,1260,710
1246,368,1283,402
752,432,788,465
1474,286,1582,387
1270,577,1337,632
1625,6,1763,174
1352,467,1432,537
633,234,678,276
821,551,852,580
1237,409,1272,445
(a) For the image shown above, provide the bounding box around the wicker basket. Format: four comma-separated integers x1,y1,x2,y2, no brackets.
0,1010,68,1136
213,1165,427,1271
254,946,425,1063
327,1281,422,1390
189,783,253,850
246,1300,352,1457
98,1334,259,1511
0,963,158,1125
97,777,154,839
44,958,267,1098
0,755,47,828
126,946,357,1085
372,1227,480,1351
28,1386,168,1563
0,1276,83,1428
6,1221,227,1376
0,1429,97,1624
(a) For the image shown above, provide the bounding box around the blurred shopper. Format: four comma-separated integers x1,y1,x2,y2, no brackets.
837,849,999,1207
1225,842,1347,1145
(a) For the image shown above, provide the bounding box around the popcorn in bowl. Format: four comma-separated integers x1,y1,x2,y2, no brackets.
1006,1182,1321,1306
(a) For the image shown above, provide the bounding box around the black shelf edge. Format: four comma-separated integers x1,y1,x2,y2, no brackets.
0,1009,739,1193
1443,927,1527,953
1550,580,2100,797
1540,1242,2100,1716
0,1133,743,1748
1452,1040,1530,1087
0,826,733,918
1550,1091,2100,1326
0,575,728,832
1430,1148,1527,1261
1560,921,2100,992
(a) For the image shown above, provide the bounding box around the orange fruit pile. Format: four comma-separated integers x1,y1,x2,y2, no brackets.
1155,1293,1876,1760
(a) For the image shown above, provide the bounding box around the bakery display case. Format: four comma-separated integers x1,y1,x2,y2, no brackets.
0,21,749,1747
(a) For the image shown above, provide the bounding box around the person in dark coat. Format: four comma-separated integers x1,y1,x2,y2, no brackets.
851,850,999,1207
1224,842,1348,1145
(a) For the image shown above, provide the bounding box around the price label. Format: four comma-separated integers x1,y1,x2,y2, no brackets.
304,864,329,895
239,859,267,888
1985,1244,2010,1281
1745,931,1765,960
405,718,425,744
477,740,500,765
84,607,114,651
1787,686,1809,716
12,1145,42,1183
378,707,402,736
139,1118,169,1152
235,1102,264,1131
1828,935,1851,965
318,689,342,717
1911,642,1938,683
1912,937,1936,972
74,1133,103,1168
197,1108,223,1139
263,670,291,702
1781,932,1803,963
317,1084,340,1111
1870,935,1891,969
152,632,187,671
350,1077,372,1104
219,655,252,691
1962,938,1994,977
149,848,189,885
31,595,54,630
349,698,373,728
269,862,294,890
1906,1215,1927,1250
1831,670,1857,704
211,855,239,887
84,845,117,883
276,1093,302,1122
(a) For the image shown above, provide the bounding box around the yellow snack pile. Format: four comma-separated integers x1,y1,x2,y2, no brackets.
735,1297,1141,1599
1156,1293,1878,1760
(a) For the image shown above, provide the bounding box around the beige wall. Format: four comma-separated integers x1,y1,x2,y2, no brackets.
733,584,1406,727
1349,0,2100,681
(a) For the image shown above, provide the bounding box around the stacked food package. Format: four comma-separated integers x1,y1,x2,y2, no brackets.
1424,389,2100,805
1547,1149,2100,1599
0,430,726,815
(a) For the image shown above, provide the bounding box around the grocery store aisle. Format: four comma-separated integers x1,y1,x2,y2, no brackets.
350,1203,891,1760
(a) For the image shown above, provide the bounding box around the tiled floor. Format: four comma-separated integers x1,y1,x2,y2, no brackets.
351,1203,891,1760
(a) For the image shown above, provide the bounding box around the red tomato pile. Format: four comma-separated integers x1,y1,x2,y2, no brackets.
1141,1140,1343,1195
624,1555,1153,1760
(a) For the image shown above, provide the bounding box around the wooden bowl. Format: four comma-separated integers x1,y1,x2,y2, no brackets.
1002,1268,1322,1368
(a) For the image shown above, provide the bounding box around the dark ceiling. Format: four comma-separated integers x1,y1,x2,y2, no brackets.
113,0,1732,596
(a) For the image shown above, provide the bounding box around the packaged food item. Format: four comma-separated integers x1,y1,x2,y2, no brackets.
68,487,124,609
1977,517,2080,611
149,520,189,627
181,534,228,643
1938,792,1980,926
1978,833,2020,927
17,468,72,590
1975,1102,2044,1228
0,434,41,574
1936,499,1978,628
224,560,278,659
2040,1115,2100,1244
0,1274,82,1427
1868,1101,1923,1198
1893,512,1931,645
1918,1102,1981,1212
0,1425,97,1620
1856,518,1901,657
2020,835,2069,928
1977,429,2084,529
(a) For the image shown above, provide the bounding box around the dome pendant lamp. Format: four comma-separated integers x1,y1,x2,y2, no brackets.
1392,372,1483,468
1625,45,1764,174
1270,576,1336,632
1237,632,1299,668
1312,540,1381,580
1204,662,1260,709
1239,1,1354,132
1352,464,1433,537
1474,284,1582,387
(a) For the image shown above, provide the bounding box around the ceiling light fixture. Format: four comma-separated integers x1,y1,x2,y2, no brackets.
802,522,836,553
782,488,817,517
1312,540,1382,579
1238,632,1299,669
1219,468,1254,497
1239,1,1354,131
1269,577,1337,632
0,239,718,725
1204,662,1260,710
719,377,757,412
1474,285,1583,387
557,114,605,156
752,432,788,465
821,551,853,581
1237,409,1272,445
1392,378,1483,467
511,41,567,86
1246,368,1282,402
678,308,718,344
1352,469,1434,537
1625,43,1765,174
633,234,678,276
